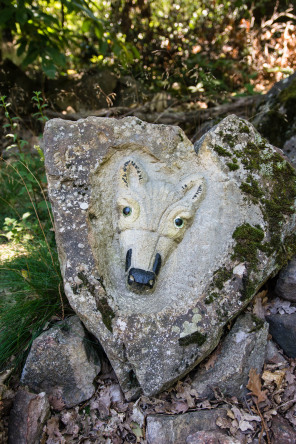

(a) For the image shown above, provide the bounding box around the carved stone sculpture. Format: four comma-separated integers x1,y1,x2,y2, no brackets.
43,115,296,398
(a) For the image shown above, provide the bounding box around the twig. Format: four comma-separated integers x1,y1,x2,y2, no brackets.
254,399,271,444
58,282,65,320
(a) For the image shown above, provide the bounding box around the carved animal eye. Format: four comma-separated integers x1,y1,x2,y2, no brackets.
174,217,184,228
123,206,132,216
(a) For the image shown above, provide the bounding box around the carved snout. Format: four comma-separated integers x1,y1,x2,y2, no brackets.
128,268,155,289
126,250,161,290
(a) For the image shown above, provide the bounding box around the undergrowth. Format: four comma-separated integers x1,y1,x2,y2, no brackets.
0,242,67,371
0,93,71,374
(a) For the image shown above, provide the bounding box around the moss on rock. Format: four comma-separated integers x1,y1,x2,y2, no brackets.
232,223,264,267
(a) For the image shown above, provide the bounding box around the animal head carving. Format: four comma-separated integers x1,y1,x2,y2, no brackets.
116,159,206,291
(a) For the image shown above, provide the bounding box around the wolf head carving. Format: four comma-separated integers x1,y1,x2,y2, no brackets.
116,159,205,291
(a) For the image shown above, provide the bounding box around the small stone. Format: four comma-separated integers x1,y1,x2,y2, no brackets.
271,415,296,444
79,202,89,210
146,408,228,444
191,314,269,400
21,316,101,409
186,431,240,444
265,340,287,365
283,136,296,168
275,256,296,302
8,390,50,444
266,313,296,358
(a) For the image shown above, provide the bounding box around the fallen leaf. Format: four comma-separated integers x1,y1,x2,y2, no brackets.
171,400,189,414
247,368,267,403
253,294,266,319
262,369,286,388
46,416,66,444
130,421,143,438
285,369,296,385
269,298,296,315
216,415,233,430
98,386,111,418
239,419,255,432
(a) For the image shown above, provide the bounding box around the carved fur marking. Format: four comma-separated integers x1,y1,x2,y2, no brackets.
117,159,206,291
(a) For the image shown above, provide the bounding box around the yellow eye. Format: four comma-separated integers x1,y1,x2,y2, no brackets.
174,217,184,228
123,206,132,216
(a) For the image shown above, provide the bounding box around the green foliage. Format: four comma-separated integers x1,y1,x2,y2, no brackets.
0,92,70,373
0,95,28,152
0,241,67,371
32,91,49,125
0,0,281,97
0,153,69,371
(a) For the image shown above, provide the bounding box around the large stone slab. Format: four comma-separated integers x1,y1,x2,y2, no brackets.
146,408,230,444
8,390,50,444
191,313,269,400
21,316,101,408
43,114,296,397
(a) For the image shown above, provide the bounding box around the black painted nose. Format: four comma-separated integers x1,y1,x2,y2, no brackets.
128,268,155,289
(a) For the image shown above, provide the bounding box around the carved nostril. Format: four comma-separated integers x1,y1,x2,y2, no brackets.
148,279,154,288
128,274,135,284
125,249,132,272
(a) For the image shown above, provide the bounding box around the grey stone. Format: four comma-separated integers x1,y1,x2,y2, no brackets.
283,136,296,168
191,314,268,400
186,431,240,444
43,114,296,397
266,313,296,358
271,415,296,444
265,340,287,366
21,316,101,409
275,256,296,302
146,408,229,444
252,71,296,149
8,390,50,444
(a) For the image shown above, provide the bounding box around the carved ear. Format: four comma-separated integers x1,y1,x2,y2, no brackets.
179,175,205,205
119,159,147,189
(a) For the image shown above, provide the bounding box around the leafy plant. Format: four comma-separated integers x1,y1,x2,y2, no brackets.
32,91,49,125
0,95,28,153
3,212,32,242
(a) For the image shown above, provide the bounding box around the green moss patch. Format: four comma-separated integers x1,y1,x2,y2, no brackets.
205,292,219,304
232,223,264,267
227,162,240,171
179,331,207,347
214,145,232,157
240,178,264,200
95,297,115,332
212,267,233,290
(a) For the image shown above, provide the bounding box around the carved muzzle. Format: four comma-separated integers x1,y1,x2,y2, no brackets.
126,249,161,289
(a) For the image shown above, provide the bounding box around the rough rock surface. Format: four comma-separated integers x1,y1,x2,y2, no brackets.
275,256,296,302
266,313,296,358
191,313,268,400
252,71,296,151
271,415,296,444
43,114,296,397
8,390,50,444
21,316,101,409
146,408,230,444
186,431,240,444
265,340,288,366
